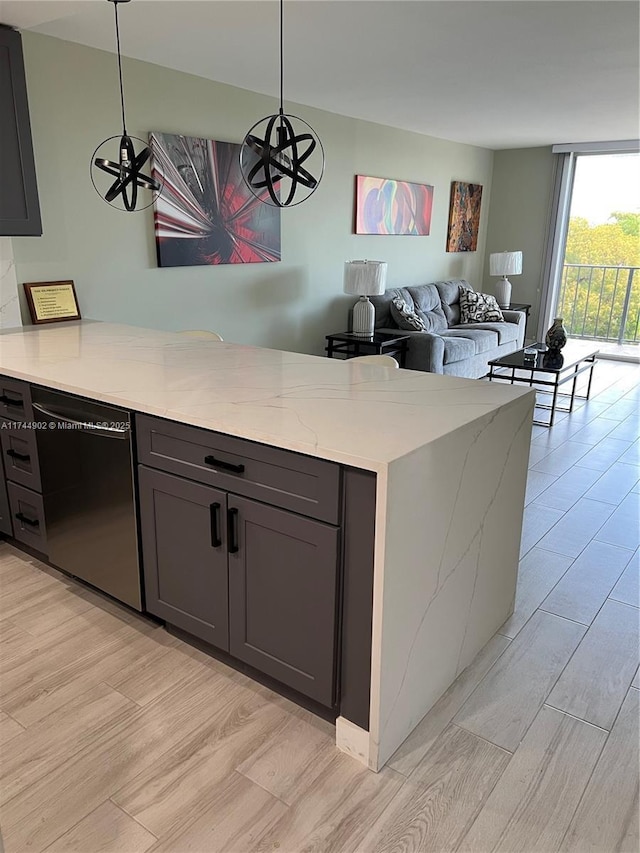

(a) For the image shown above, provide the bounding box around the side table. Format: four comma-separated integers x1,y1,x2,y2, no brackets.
325,331,410,367
508,303,532,340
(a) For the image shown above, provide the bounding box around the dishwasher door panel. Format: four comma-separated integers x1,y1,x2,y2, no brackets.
33,389,142,611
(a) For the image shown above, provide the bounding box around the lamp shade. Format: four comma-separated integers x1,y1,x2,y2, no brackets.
343,260,387,296
490,251,523,277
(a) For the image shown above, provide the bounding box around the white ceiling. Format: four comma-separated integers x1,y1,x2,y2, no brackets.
1,0,638,149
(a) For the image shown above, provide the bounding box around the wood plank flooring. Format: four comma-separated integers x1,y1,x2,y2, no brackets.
457,706,608,853
1,360,638,852
560,688,639,853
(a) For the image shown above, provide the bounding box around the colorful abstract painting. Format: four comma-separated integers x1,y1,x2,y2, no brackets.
446,181,483,252
150,132,280,267
355,175,434,235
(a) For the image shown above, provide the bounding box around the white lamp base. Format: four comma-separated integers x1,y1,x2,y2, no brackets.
494,276,512,309
352,296,375,337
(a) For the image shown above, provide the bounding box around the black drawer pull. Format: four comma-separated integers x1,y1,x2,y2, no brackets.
0,395,24,409
204,455,245,475
15,512,39,528
6,449,30,462
210,502,222,548
227,507,239,554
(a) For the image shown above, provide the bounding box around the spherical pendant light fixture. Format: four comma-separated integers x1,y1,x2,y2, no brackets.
239,0,324,208
90,0,161,211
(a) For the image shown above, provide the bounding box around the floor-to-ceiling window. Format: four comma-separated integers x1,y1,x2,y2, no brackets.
540,143,640,362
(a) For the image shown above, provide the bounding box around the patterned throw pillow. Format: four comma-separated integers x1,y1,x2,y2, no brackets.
459,289,504,323
390,297,427,332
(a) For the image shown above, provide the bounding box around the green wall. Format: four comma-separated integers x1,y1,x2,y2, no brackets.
13,32,494,354
482,147,555,339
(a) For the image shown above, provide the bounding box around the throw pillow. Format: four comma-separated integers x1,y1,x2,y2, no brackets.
459,289,504,323
390,297,427,332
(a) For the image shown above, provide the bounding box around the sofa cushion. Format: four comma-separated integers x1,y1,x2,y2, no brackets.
442,328,499,357
459,289,504,323
434,280,473,326
466,321,520,345
390,297,427,331
440,334,476,364
406,285,447,332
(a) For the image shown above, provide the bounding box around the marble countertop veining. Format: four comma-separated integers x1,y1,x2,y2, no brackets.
0,321,533,471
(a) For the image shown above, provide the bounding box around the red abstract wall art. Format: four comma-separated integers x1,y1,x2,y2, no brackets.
150,132,281,267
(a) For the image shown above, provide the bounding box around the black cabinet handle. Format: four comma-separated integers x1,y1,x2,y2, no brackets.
210,502,222,548
6,448,30,462
204,455,245,475
227,507,239,554
15,512,39,528
0,395,24,409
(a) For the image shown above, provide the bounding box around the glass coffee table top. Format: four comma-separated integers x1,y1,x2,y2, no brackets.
488,341,600,373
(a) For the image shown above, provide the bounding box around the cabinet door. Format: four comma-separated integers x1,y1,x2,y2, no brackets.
228,495,339,706
138,466,229,651
0,27,41,236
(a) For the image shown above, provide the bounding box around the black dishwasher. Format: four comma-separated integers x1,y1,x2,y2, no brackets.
32,388,142,610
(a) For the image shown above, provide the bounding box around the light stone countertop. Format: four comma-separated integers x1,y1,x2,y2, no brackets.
0,321,533,472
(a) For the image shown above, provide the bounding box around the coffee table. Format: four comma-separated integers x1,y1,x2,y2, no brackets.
487,341,599,426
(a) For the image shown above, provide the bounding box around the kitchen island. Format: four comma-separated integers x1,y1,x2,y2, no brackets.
0,320,534,770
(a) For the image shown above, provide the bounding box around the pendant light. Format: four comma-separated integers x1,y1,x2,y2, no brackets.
90,0,160,211
239,0,324,208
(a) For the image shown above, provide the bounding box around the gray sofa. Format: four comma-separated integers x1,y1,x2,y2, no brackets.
370,279,526,378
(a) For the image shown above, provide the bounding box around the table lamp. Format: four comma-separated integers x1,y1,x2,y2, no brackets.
344,260,387,337
489,251,523,308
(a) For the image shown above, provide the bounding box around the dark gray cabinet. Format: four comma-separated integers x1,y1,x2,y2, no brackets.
228,495,339,705
0,449,12,537
138,461,340,707
136,413,379,719
139,466,229,650
0,376,39,543
0,26,41,236
0,377,46,555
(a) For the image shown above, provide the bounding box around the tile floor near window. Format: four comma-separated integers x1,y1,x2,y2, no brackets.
0,360,638,853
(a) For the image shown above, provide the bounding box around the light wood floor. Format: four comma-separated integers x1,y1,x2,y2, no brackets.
1,360,638,853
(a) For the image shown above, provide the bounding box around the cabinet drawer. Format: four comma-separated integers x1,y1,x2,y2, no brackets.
0,378,32,422
1,428,41,491
136,415,341,524
7,481,47,555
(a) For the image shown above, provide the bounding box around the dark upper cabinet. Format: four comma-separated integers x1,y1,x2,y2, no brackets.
0,26,41,236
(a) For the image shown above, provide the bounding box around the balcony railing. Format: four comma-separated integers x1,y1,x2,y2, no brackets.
557,264,640,344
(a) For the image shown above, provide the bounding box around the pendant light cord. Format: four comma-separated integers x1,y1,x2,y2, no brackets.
279,0,284,115
113,0,128,135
